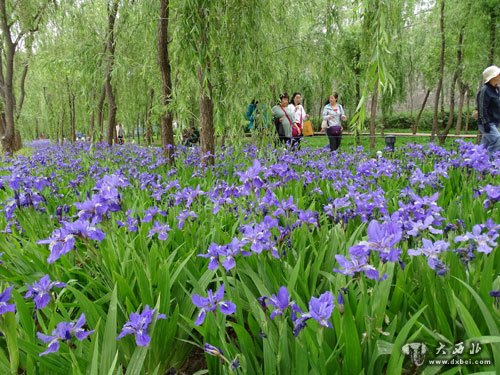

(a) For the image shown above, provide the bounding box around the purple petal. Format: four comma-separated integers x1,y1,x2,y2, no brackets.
74,329,94,341
39,340,60,356
37,332,56,343
34,294,51,309
191,294,209,308
194,309,206,326
219,301,236,315
74,313,86,329
363,267,380,280
222,257,236,271
214,284,225,301
276,287,289,309
135,331,151,346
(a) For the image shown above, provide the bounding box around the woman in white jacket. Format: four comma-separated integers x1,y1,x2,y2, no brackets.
322,93,347,151
287,92,308,149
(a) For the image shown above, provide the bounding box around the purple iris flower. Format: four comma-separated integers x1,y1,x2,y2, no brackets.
333,254,383,280
259,286,302,320
177,209,197,230
358,220,402,262
480,184,500,209
236,159,265,189
117,305,166,346
296,210,319,228
407,216,443,237
240,222,276,254
117,213,138,232
0,286,15,315
273,196,298,217
143,206,167,223
191,284,236,325
37,228,76,264
37,313,94,356
63,218,106,241
147,221,171,240
307,291,334,328
293,291,335,335
454,221,499,254
25,275,66,309
220,238,243,271
408,239,450,275
198,243,224,270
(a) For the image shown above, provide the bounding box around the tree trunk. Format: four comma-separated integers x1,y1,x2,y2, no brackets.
15,60,29,121
413,89,430,134
67,79,76,142
439,21,465,144
90,111,95,141
60,105,66,144
431,0,445,142
0,0,18,153
488,11,496,65
158,0,175,161
455,84,466,135
196,5,215,165
0,112,6,139
198,66,215,165
104,0,119,146
97,85,106,142
145,87,154,145
465,89,471,132
369,78,378,150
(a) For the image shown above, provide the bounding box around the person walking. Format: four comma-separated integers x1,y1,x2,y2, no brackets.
322,93,347,151
477,65,500,154
272,93,294,145
288,92,308,149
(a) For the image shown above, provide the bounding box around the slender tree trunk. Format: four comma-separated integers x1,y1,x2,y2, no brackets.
455,84,466,135
104,0,119,146
145,87,154,145
488,11,497,65
90,111,95,141
465,89,471,132
198,65,215,164
0,0,18,153
97,85,105,142
60,105,66,144
0,112,6,139
158,0,175,161
197,5,215,165
431,0,445,142
15,60,29,121
67,79,76,142
413,89,430,134
439,22,465,144
369,78,379,150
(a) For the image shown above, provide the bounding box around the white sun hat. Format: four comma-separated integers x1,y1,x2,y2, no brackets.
482,65,500,83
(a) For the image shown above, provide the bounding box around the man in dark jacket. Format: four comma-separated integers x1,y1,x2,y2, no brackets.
477,65,500,154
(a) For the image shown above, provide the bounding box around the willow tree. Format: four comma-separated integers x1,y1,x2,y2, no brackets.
0,0,49,153
173,0,283,162
349,0,406,146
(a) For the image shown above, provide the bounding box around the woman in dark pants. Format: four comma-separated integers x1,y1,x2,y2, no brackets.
322,93,347,151
271,93,294,145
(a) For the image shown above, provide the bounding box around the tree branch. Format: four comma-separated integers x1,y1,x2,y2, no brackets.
14,1,49,45
15,60,28,121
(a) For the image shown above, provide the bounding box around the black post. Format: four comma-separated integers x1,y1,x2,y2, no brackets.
385,135,396,151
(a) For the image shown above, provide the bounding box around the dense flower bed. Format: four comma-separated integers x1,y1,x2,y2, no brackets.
0,140,498,373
